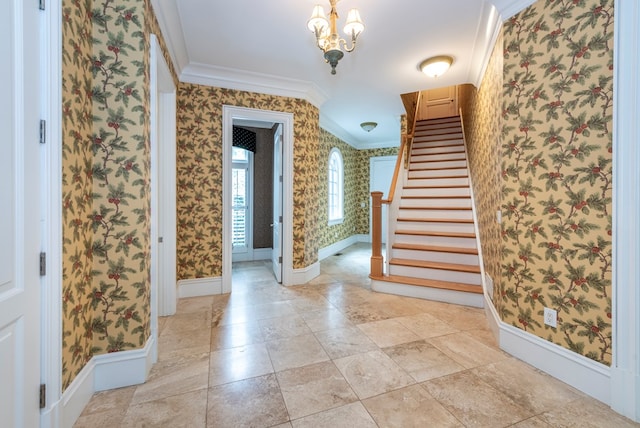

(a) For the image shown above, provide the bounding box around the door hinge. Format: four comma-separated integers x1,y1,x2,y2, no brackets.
39,252,46,276
279,216,283,223
39,0,45,11
39,120,46,144
278,256,282,264
279,175,283,183
39,384,46,409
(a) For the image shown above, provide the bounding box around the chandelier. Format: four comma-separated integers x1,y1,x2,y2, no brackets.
307,1,365,75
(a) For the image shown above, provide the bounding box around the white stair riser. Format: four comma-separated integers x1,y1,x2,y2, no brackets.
388,265,482,285
391,248,480,265
395,221,475,234
411,160,467,169
407,177,469,186
402,187,470,197
411,152,466,162
412,146,465,156
371,280,484,308
400,198,472,208
408,171,468,181
394,233,477,248
413,133,463,142
416,124,461,131
397,209,473,220
413,139,463,149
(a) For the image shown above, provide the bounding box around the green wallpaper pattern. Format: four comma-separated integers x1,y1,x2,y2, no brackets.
175,83,320,279
501,0,613,365
61,0,174,390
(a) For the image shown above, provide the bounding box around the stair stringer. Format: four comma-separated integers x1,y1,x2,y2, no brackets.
383,147,409,275
458,110,490,301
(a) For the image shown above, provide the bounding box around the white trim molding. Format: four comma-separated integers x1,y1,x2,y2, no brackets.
319,235,361,261
182,63,328,109
178,277,223,297
222,106,296,290
291,262,321,286
611,0,640,421
47,337,155,428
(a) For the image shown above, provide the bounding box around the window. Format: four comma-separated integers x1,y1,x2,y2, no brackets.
328,148,344,224
232,148,250,252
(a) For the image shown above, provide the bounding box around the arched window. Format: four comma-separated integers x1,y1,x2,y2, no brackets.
328,148,344,224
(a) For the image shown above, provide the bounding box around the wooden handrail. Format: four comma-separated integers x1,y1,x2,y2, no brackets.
383,134,407,204
370,91,423,278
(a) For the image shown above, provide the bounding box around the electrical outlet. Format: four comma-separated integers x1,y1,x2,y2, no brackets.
543,307,557,328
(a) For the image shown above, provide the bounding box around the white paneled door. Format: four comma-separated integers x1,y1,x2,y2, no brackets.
0,1,42,427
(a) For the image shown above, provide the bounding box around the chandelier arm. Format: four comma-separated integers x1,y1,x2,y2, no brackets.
340,34,358,53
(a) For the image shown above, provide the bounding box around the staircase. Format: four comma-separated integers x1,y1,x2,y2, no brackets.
371,116,484,307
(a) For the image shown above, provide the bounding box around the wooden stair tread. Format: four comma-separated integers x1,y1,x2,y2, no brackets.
411,149,465,155
393,242,479,254
399,206,472,211
370,274,482,294
404,184,468,189
401,195,470,200
390,258,481,274
395,229,475,238
408,174,468,179
412,135,464,142
411,143,464,153
410,166,468,172
410,157,466,163
396,217,474,224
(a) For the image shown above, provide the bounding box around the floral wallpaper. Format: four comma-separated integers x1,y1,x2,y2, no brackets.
62,0,96,391
357,147,400,234
459,32,505,299
317,130,362,249
61,0,174,390
176,83,320,280
501,0,613,365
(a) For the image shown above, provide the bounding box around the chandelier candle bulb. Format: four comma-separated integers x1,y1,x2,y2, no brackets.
307,0,365,75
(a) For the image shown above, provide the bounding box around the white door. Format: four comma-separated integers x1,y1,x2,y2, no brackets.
370,157,396,244
272,124,283,282
0,1,41,426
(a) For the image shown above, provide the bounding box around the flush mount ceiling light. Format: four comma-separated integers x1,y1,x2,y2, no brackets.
360,121,377,132
307,0,365,75
419,55,454,78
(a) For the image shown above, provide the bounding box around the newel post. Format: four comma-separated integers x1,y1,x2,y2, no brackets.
370,191,383,277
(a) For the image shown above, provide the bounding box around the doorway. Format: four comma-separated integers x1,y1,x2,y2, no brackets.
222,107,294,293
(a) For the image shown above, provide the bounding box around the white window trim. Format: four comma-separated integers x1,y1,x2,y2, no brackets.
328,147,344,225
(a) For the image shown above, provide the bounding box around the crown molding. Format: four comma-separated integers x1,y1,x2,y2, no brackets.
180,62,328,108
494,0,537,21
150,0,189,74
469,2,503,87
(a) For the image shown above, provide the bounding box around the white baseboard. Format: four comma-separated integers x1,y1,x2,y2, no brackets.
371,279,484,308
289,262,320,285
50,336,156,428
319,235,360,260
253,248,272,260
500,323,610,404
358,234,371,243
178,276,222,297
483,296,611,405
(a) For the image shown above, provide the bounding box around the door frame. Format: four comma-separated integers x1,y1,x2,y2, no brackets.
150,34,177,327
41,0,63,424
222,106,294,291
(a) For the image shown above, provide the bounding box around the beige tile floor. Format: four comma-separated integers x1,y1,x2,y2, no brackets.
75,243,639,428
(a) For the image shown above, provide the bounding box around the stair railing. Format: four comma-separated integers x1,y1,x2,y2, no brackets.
370,92,422,278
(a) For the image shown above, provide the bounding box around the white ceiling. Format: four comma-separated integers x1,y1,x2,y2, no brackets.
152,0,535,148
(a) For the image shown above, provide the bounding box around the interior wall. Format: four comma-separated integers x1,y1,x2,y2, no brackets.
61,0,95,391
60,0,176,390
176,83,320,280
501,0,613,366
